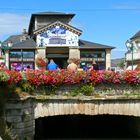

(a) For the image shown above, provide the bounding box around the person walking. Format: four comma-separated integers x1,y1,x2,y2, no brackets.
47,59,58,70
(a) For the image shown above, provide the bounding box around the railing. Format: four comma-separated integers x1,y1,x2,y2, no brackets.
126,52,140,61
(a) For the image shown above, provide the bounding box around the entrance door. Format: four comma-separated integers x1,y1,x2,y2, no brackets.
51,58,68,69
46,47,69,69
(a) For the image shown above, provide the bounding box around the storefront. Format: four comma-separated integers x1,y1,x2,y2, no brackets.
9,49,35,71
1,12,114,70
80,49,106,70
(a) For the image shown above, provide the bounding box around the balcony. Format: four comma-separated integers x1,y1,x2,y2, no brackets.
125,51,140,61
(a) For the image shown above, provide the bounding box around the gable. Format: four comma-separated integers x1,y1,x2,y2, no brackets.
36,24,80,47
34,21,82,36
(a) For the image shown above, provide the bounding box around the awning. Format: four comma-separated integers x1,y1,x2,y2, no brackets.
126,65,137,70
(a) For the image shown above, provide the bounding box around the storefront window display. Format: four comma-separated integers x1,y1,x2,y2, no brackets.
80,50,106,70
10,62,34,71
10,51,22,58
23,51,34,58
9,50,35,70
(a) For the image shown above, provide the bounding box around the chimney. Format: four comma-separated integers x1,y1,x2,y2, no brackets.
22,29,27,34
20,29,29,42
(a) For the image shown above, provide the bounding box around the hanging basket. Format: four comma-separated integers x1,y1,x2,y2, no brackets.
35,57,47,67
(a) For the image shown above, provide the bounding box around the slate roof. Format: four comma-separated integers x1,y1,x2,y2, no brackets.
130,30,140,40
34,21,82,35
3,35,115,50
3,35,36,49
79,39,115,49
3,35,23,44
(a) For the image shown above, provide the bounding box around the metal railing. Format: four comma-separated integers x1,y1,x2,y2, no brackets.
126,52,140,61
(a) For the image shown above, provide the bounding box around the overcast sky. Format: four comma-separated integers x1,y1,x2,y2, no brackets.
0,0,140,59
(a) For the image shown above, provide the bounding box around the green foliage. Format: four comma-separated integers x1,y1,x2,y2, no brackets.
0,122,18,140
42,85,58,95
117,60,125,69
0,71,9,82
80,84,94,95
21,82,35,93
69,90,80,96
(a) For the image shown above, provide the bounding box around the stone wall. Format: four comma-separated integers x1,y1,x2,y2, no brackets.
5,98,34,140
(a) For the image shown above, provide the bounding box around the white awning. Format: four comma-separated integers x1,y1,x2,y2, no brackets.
126,65,137,70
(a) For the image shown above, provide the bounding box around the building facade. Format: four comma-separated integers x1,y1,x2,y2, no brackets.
125,30,140,70
1,12,114,70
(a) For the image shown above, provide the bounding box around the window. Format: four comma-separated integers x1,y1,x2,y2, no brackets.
10,51,22,58
22,51,34,58
10,62,34,71
9,50,35,70
80,50,106,70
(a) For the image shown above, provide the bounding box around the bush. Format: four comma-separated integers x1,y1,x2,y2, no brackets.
80,84,94,96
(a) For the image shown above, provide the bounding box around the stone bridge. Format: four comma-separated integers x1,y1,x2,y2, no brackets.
35,97,140,118
5,96,140,140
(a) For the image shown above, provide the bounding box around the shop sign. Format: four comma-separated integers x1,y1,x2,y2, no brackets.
23,58,34,61
81,58,105,61
10,58,22,61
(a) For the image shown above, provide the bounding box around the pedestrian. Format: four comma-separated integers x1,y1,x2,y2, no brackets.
83,63,90,71
89,60,99,71
47,59,58,70
26,65,31,71
67,59,78,72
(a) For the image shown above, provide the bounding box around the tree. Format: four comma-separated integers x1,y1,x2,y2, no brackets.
117,60,125,69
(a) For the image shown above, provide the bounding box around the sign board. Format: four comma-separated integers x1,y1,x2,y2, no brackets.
37,26,79,47
10,58,34,62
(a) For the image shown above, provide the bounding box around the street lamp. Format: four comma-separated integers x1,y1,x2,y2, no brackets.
125,40,135,70
0,41,13,66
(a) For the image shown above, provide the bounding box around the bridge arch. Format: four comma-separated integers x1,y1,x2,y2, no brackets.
34,99,140,119
4,98,140,140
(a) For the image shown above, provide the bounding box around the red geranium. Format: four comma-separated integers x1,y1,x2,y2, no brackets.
35,57,46,67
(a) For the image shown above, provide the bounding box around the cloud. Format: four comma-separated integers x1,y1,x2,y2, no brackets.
113,48,127,52
0,13,30,41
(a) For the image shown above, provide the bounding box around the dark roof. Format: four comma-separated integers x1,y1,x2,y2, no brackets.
3,35,23,44
34,21,82,35
3,35,36,49
11,39,36,49
130,30,140,40
32,12,75,17
28,11,75,35
79,39,115,49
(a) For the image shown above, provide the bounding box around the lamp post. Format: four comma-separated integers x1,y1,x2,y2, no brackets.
0,41,13,67
125,40,135,70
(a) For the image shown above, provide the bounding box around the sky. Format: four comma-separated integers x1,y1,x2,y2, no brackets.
0,0,140,59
